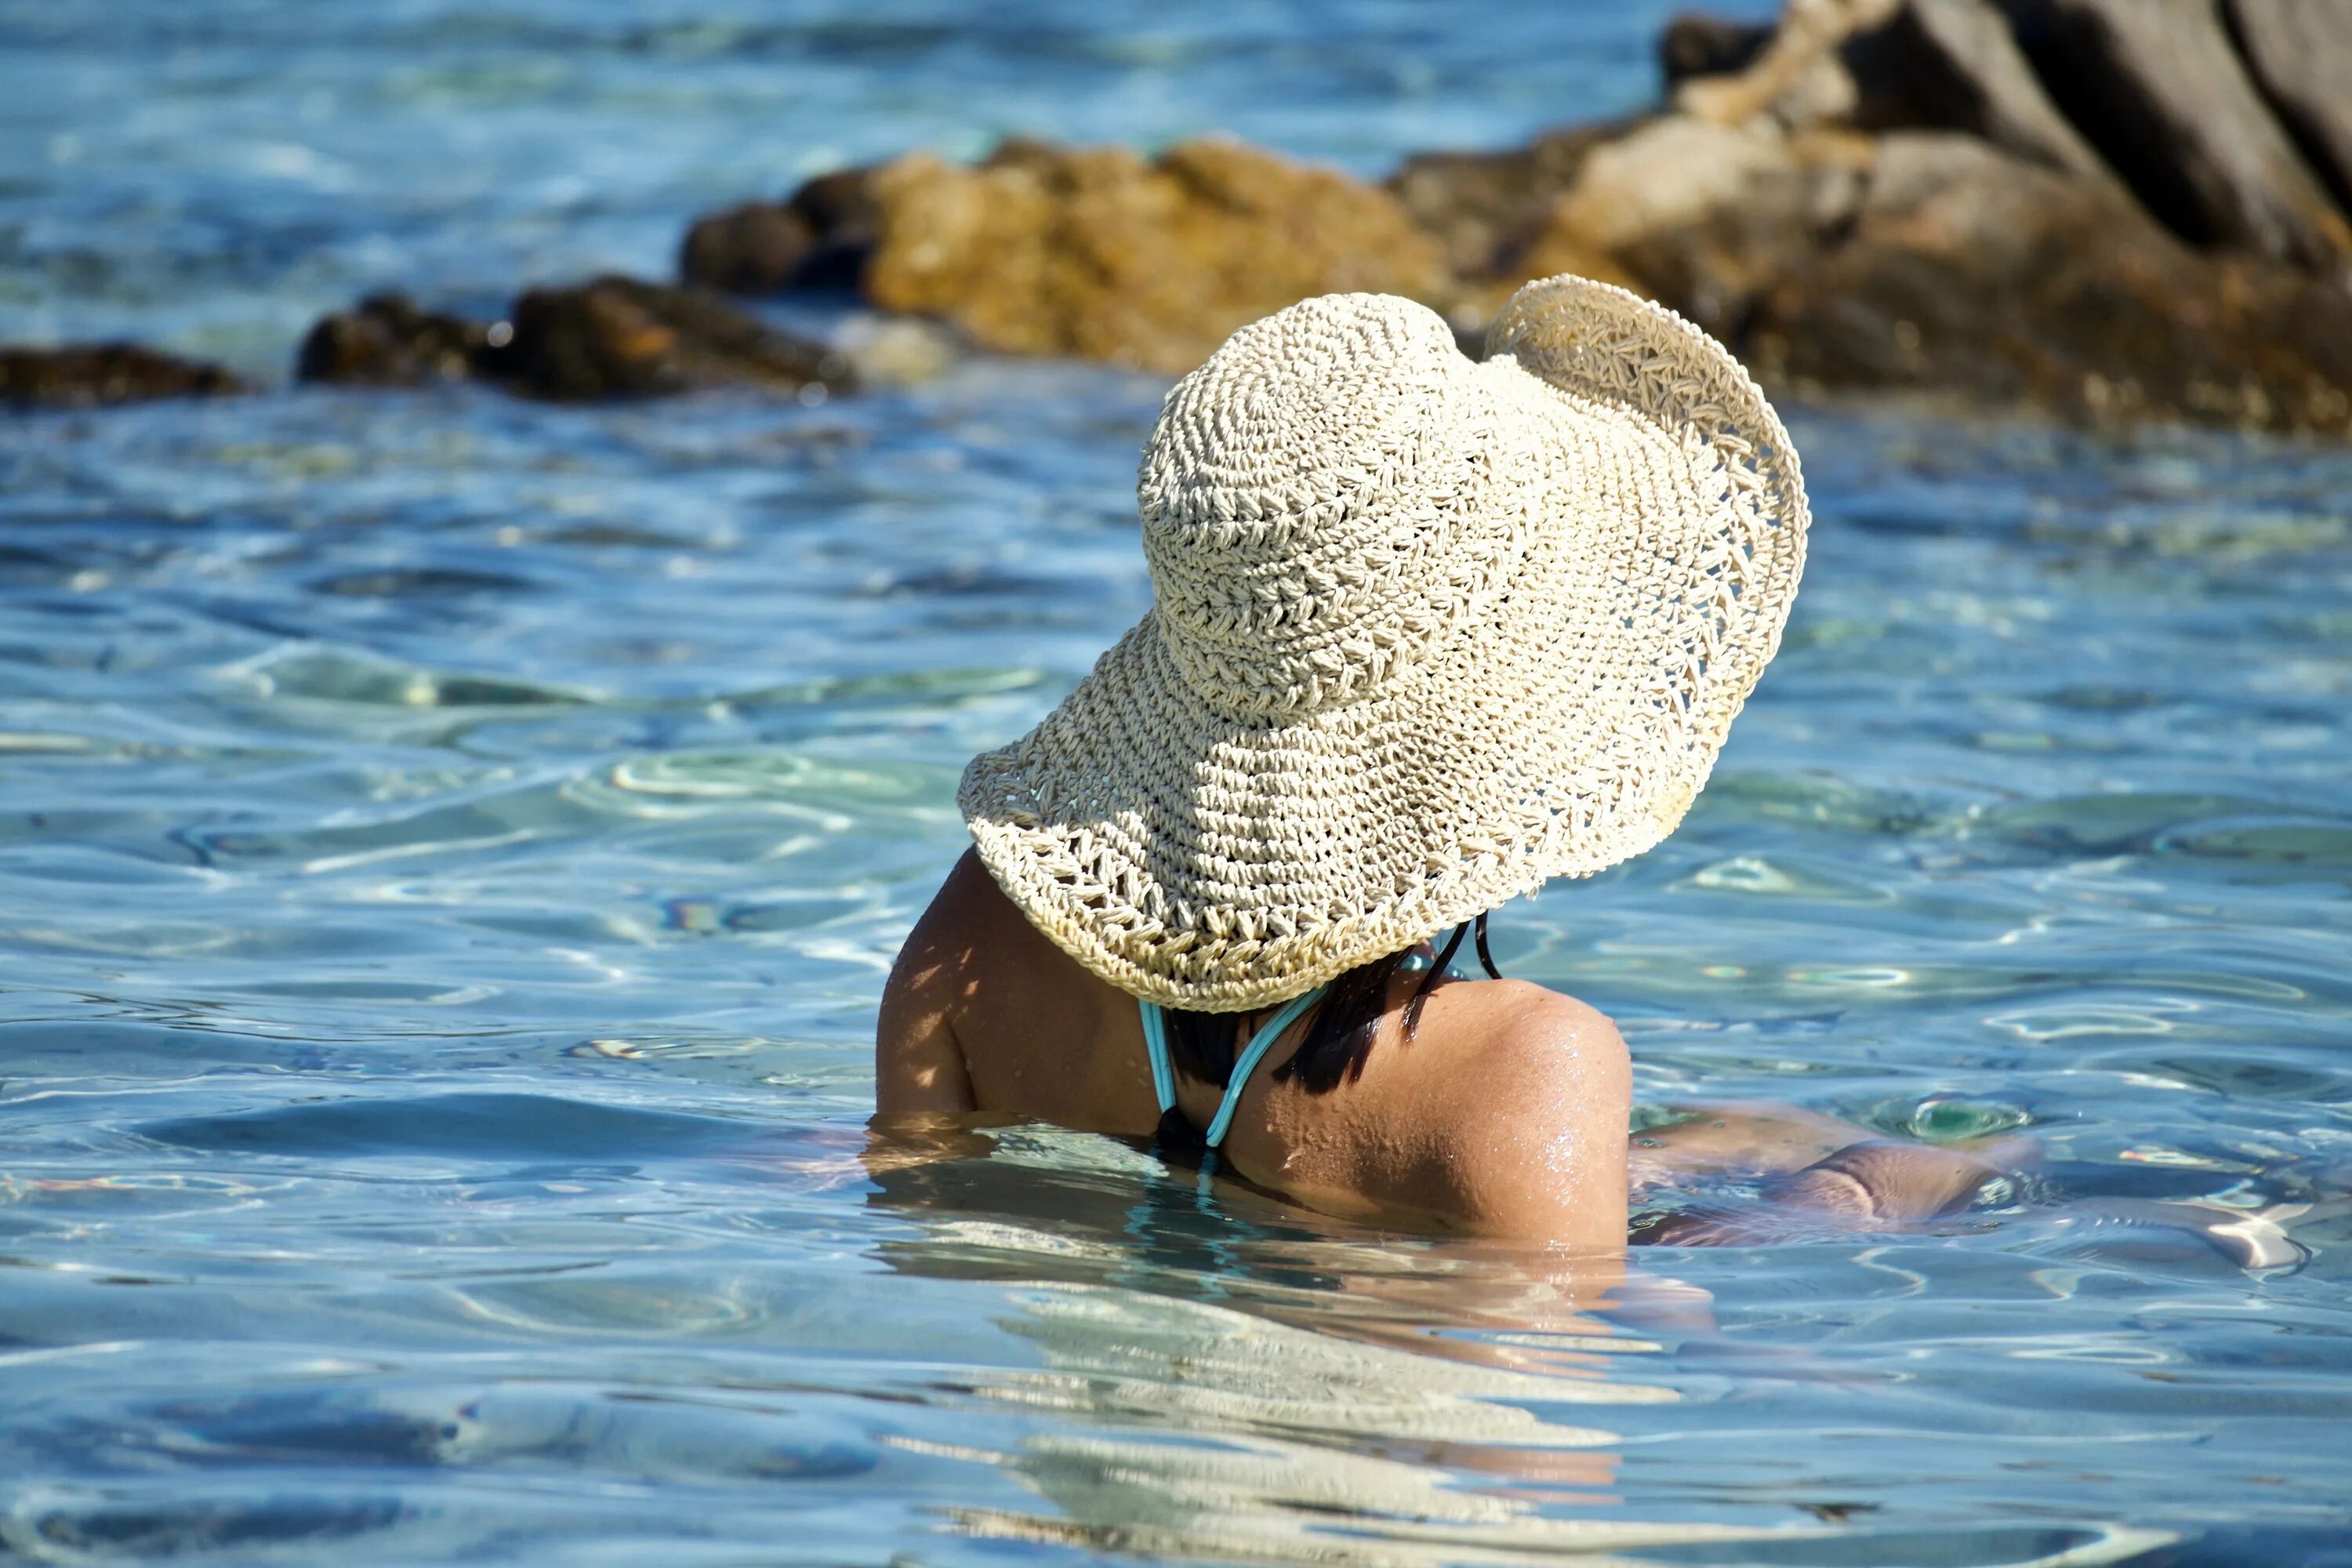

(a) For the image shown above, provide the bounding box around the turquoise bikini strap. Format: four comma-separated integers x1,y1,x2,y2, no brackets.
1139,997,1177,1112
1203,986,1326,1149
1137,985,1330,1148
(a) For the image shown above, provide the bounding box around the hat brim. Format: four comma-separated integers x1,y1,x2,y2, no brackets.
960,276,1808,1011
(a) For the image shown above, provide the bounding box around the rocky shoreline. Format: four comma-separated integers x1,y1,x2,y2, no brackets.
13,0,2352,437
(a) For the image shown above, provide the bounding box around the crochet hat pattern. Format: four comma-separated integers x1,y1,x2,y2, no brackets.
960,274,1809,1011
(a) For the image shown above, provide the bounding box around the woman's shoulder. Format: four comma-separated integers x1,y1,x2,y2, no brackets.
1414,977,1625,1080
1395,978,1632,1243
895,848,1051,976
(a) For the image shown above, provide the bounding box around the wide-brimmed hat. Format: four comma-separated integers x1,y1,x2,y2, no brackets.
959,274,1808,1011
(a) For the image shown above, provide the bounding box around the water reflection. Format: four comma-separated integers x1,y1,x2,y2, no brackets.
860,1123,1759,1563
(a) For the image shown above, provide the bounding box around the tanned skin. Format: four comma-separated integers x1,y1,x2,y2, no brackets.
877,851,2002,1247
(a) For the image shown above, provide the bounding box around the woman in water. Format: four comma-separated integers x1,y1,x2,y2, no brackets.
872,277,2166,1253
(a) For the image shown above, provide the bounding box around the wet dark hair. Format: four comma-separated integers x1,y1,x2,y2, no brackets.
1156,912,1503,1145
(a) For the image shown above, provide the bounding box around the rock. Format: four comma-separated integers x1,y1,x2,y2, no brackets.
293,278,860,401
1660,13,1777,84
2224,0,2352,212
1,343,247,410
1675,0,1901,129
1747,132,2352,432
296,294,491,385
1386,122,1628,281
857,136,1453,372
1839,0,2111,179
1617,130,1879,336
645,0,2352,437
2001,0,2352,269
1541,117,1802,255
677,168,880,295
679,201,820,295
478,274,853,400
1501,118,1870,337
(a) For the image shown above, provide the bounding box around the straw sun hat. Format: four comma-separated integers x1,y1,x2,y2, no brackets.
959,274,1808,1012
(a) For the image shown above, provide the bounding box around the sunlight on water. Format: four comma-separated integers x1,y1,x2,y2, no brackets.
5,2,2352,1564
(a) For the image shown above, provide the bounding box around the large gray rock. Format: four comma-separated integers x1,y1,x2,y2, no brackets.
1660,13,1776,85
1672,0,1900,129
1610,134,1875,339
1748,132,2352,431
1510,117,1871,337
2002,0,2352,268
1842,0,2110,179
2224,0,2352,210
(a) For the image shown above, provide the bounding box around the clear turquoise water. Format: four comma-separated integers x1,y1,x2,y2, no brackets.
5,5,2352,1565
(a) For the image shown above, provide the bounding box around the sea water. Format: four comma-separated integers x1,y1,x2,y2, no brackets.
3,3,2350,1563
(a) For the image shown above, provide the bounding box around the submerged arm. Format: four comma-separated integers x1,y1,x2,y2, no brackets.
1635,1134,2017,1246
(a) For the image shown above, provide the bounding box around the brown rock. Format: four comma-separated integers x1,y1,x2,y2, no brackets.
2002,0,2352,268
1748,132,2352,431
2224,0,2352,212
680,201,821,294
1661,12,1777,84
1840,0,2111,178
677,168,880,294
296,294,490,385
2,343,247,410
477,275,853,400
292,278,857,401
858,136,1453,372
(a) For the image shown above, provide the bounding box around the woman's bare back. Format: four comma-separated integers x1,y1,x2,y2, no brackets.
877,851,1633,1247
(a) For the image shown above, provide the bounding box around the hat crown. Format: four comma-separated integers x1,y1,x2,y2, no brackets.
965,275,1809,1011
1137,294,1525,718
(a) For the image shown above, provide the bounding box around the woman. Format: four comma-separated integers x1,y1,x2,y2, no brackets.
877,276,2006,1248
